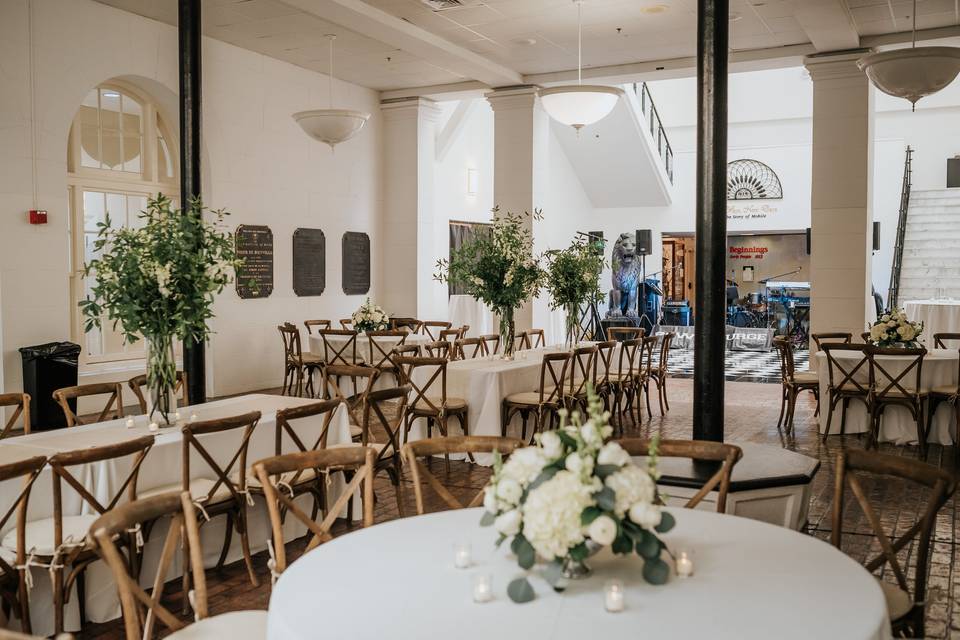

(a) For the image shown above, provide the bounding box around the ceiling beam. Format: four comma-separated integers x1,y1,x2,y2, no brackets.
792,0,859,52
280,0,522,87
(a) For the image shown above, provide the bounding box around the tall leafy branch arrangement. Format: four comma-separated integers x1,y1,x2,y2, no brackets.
79,194,240,423
544,237,606,345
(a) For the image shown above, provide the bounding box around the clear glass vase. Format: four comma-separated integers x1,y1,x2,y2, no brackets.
565,302,580,349
146,335,178,426
499,307,517,360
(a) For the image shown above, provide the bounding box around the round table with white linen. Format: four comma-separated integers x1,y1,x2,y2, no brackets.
814,349,958,444
267,507,891,640
904,300,960,347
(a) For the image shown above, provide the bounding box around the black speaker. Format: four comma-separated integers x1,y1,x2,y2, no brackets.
805,227,811,255
872,221,881,252
635,229,652,256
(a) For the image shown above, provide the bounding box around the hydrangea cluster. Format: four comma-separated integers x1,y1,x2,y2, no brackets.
868,308,923,348
351,298,390,333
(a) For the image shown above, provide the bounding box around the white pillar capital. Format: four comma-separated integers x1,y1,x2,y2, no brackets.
804,49,873,82
485,85,540,112
380,96,442,122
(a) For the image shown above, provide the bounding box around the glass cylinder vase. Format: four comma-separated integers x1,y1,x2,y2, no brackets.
565,302,580,349
146,335,178,426
499,306,517,360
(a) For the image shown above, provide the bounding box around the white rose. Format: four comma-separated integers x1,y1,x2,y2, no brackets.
597,442,631,467
898,325,916,341
628,502,662,529
587,515,618,546
483,486,498,513
495,509,522,536
500,447,548,485
539,431,564,460
496,478,523,505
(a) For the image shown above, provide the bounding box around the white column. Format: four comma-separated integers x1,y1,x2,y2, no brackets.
805,51,875,345
485,86,550,331
380,97,444,320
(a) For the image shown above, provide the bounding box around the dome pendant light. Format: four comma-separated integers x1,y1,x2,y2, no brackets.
293,35,371,148
539,0,623,131
858,0,960,111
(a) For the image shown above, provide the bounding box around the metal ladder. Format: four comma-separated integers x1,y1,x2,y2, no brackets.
886,145,913,311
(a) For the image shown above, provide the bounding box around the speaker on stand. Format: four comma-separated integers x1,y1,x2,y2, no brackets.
636,229,661,334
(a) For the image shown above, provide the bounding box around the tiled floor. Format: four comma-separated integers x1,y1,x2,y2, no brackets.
82,378,959,639
667,347,809,384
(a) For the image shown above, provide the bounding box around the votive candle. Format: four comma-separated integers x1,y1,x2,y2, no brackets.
125,417,135,429
190,412,199,422
453,542,472,569
675,549,695,578
472,573,493,603
148,422,159,433
604,580,625,612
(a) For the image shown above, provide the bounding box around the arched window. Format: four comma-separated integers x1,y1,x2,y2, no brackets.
67,82,178,364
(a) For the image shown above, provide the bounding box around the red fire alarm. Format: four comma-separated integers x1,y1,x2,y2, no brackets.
29,210,47,225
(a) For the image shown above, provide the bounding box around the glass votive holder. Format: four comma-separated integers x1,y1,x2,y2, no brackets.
189,412,199,422
472,573,493,603
453,542,472,569
675,548,695,578
148,422,159,433
125,417,135,429
604,579,625,612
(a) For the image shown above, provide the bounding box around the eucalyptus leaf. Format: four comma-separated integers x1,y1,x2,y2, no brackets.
479,511,496,527
635,530,661,559
543,560,566,590
580,506,602,526
642,556,670,585
523,466,559,502
511,534,536,570
495,533,507,548
621,519,643,542
507,577,536,604
611,533,633,555
655,511,676,534
594,464,621,480
568,542,589,562
594,486,616,512
556,431,577,448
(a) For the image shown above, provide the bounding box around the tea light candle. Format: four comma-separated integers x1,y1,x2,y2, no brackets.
604,580,625,612
675,549,694,578
173,411,181,422
125,417,135,429
148,422,159,433
453,542,472,569
189,412,199,422
472,573,493,603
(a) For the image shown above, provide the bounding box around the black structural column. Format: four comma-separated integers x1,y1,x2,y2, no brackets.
693,0,728,442
179,0,205,404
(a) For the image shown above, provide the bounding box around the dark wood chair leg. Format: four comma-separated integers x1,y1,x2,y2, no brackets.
237,510,259,587
216,512,234,571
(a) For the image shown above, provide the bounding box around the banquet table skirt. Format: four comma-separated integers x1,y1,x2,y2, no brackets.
0,394,358,636
814,349,958,445
448,295,495,337
904,300,960,347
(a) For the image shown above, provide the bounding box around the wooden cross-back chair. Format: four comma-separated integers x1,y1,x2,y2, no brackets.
479,334,500,355
278,323,323,397
933,332,960,348
423,340,452,359
454,337,485,360
811,331,853,352
861,331,872,343
366,330,408,384
564,344,598,411
772,336,820,436
318,329,363,367
255,446,375,578
0,393,30,438
402,436,523,515
322,364,378,443
89,491,268,640
592,340,617,409
127,372,189,414
607,327,645,342
631,336,658,421
831,449,956,638
396,356,469,472
52,382,124,427
821,343,871,442
615,439,743,513
648,332,674,414
349,386,410,516
390,317,422,334
0,456,47,634
303,319,331,334
421,321,452,340
518,328,546,350
339,318,354,330
438,329,461,347
865,345,927,454
30,436,155,634
927,340,960,463
502,352,570,442
607,338,641,432
0,630,73,640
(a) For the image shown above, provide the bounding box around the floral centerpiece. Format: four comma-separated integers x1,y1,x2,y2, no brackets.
435,207,544,359
867,308,923,348
544,237,605,347
480,389,674,603
80,195,239,425
352,298,390,333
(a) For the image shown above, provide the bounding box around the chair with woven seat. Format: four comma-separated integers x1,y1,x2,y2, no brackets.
518,328,546,350
438,328,462,347
592,340,618,411
127,372,189,414
562,344,598,412
402,436,524,515
397,356,469,472
0,455,47,634
255,446,375,579
423,340,452,359
607,327,645,342
278,324,323,397
303,319,331,334
933,332,960,348
831,449,956,638
615,439,743,513
631,336,658,421
390,317,423,334
502,352,570,441
772,336,820,435
318,328,364,367
606,338,641,431
811,331,852,352
454,337,486,360
322,365,378,442
421,321,452,340
89,491,268,639
3,436,154,634
0,393,30,437
865,345,927,454
821,343,871,442
479,334,500,356
367,330,408,385
52,382,124,427
648,332,675,414
339,318,354,330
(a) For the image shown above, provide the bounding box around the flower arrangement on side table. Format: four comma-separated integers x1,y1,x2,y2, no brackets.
80,194,240,426
480,388,675,603
435,207,544,359
352,298,390,333
867,308,923,348
544,237,606,348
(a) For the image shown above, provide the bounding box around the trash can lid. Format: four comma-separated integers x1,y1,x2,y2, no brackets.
19,342,82,359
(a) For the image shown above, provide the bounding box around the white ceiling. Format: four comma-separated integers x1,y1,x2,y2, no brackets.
95,0,960,91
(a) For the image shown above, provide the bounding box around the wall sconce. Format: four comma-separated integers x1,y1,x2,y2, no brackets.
466,168,479,196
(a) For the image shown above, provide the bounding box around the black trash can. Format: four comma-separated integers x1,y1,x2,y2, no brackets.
19,342,81,430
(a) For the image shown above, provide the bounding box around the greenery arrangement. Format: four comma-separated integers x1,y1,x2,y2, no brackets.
351,298,390,333
435,207,544,358
480,388,673,603
867,308,923,348
544,237,606,346
80,194,240,424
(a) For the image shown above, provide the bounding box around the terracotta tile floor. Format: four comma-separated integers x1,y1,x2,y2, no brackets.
82,378,960,639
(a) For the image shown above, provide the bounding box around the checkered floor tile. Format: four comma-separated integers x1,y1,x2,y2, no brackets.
666,348,809,384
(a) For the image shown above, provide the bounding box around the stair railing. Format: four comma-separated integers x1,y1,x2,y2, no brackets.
886,145,913,311
632,82,674,183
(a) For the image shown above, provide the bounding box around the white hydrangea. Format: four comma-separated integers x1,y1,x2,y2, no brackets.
604,464,656,518
538,431,564,460
500,447,548,485
597,441,631,468
522,470,595,559
628,502,662,530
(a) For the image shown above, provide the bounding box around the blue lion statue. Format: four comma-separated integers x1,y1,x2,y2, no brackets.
607,232,642,318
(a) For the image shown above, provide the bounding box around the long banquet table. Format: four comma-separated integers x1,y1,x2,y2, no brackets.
267,507,892,640
0,393,356,636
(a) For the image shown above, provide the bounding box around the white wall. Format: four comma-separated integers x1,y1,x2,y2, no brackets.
0,0,384,399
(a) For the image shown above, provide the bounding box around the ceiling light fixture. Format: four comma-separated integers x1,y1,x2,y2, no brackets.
858,0,960,110
292,35,370,149
539,0,623,132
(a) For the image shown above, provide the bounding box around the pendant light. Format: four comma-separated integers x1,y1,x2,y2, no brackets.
539,0,623,131
858,0,960,110
293,35,371,148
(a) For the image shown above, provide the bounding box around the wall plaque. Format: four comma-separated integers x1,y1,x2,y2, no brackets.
342,232,370,295
235,224,274,299
293,228,326,297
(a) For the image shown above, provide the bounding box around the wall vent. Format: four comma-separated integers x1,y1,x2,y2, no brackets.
418,0,482,10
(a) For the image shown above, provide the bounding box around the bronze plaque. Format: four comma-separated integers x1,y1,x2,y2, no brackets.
342,232,370,295
293,228,326,297
235,224,274,299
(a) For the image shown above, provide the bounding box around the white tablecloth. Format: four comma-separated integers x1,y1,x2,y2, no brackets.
904,300,960,347
0,394,356,635
814,349,958,444
448,295,495,337
267,507,891,640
